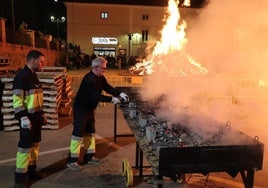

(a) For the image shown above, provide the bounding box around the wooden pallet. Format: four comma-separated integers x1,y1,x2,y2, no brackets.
0,67,73,131
42,66,67,73
58,106,72,117
0,57,10,74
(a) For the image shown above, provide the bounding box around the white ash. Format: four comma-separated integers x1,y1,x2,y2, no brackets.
119,87,257,147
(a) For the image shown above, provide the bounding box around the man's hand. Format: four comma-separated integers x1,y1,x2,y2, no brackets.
111,97,121,105
20,116,31,129
42,114,47,125
119,92,129,102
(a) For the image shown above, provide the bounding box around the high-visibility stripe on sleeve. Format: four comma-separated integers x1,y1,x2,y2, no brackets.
13,88,43,114
13,89,25,110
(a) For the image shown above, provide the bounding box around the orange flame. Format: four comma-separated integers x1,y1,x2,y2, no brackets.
131,0,208,76
183,0,191,7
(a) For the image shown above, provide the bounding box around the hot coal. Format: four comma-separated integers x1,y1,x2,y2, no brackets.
119,87,260,148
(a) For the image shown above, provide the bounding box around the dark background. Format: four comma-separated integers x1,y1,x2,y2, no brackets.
0,0,207,41
0,0,67,39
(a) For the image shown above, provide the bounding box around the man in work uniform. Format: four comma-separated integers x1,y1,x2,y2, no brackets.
67,56,129,170
13,50,47,184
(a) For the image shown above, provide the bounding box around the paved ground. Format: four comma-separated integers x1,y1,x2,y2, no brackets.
0,103,254,188
0,69,267,188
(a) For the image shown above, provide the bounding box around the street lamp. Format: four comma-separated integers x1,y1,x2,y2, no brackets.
50,16,65,39
127,33,133,64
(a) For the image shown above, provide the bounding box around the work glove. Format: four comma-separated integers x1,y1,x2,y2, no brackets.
20,116,31,129
111,97,121,105
119,92,129,102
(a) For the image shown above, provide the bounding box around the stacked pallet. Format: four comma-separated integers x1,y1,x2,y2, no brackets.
58,75,73,116
0,75,18,131
37,72,64,129
42,66,73,117
42,66,67,73
0,56,10,74
0,67,73,131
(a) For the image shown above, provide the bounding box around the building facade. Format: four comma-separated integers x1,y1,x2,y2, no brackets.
63,0,203,64
64,2,167,62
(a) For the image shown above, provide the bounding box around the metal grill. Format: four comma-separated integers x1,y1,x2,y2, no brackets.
115,86,264,188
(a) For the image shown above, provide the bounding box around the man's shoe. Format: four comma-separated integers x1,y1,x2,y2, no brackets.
67,162,84,170
87,157,100,165
15,172,28,183
14,172,28,188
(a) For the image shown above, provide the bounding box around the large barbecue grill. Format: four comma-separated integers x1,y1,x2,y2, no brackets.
114,87,264,188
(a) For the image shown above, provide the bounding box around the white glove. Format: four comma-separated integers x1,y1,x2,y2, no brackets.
119,92,129,102
111,97,121,105
20,116,31,129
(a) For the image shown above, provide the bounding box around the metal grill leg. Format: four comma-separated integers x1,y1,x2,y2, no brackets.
240,170,254,188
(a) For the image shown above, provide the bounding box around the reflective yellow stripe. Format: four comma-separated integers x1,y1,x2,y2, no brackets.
16,151,30,173
13,94,24,109
87,136,95,153
70,136,82,158
13,88,43,114
29,144,39,165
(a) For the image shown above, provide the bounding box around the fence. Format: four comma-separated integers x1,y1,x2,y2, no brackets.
70,73,268,105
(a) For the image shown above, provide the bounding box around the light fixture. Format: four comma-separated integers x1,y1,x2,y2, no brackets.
50,16,66,38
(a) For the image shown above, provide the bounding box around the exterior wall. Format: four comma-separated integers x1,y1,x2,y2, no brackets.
65,2,166,58
0,18,64,71
0,42,64,70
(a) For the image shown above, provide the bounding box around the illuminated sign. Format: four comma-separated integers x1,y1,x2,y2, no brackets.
92,37,118,45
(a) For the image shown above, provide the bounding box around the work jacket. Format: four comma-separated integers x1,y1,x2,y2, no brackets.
13,65,44,121
73,71,121,112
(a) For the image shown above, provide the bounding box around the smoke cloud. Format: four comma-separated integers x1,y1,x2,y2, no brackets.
140,0,268,141
187,0,268,77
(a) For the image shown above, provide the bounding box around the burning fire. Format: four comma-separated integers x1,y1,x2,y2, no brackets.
129,0,208,76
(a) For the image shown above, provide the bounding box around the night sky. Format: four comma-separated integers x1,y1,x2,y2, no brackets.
0,0,67,39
